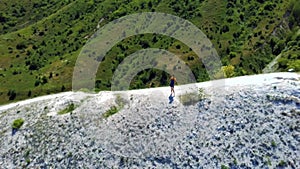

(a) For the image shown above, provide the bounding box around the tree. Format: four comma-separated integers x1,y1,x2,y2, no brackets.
273,40,285,55
61,85,66,92
8,90,17,100
221,25,229,33
27,90,32,97
16,42,26,50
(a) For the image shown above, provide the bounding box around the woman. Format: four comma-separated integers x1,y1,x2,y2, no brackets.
170,75,176,96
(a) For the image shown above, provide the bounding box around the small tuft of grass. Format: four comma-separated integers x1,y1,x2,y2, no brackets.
12,118,24,129
278,160,286,167
221,164,229,169
266,156,272,166
103,106,119,118
179,87,207,106
233,158,238,165
57,103,75,115
271,140,277,147
102,94,128,118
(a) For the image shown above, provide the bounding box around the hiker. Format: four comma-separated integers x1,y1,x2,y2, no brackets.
170,75,176,96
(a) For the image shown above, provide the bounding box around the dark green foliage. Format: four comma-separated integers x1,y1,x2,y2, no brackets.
292,1,300,23
27,90,31,97
7,90,17,100
61,85,66,92
16,42,26,50
221,25,230,33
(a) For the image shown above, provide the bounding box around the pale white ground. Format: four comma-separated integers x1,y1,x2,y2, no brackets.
0,72,299,168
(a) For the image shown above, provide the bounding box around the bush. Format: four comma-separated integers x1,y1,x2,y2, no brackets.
8,90,17,100
292,1,300,23
222,65,235,78
287,60,300,71
273,40,285,55
12,118,24,129
221,25,230,33
16,42,26,50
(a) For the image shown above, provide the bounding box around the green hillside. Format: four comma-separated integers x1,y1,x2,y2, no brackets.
0,0,299,105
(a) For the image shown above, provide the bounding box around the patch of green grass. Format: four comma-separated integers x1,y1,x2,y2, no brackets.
266,156,272,166
57,103,75,115
221,164,229,169
102,94,128,118
271,140,277,147
103,106,119,118
12,118,24,129
233,158,238,165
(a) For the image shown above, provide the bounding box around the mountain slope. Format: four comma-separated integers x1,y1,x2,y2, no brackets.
0,0,299,105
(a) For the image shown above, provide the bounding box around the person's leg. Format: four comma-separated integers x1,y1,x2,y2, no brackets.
173,87,175,96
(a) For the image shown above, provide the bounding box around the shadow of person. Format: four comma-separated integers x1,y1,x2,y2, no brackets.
11,128,17,136
169,94,174,104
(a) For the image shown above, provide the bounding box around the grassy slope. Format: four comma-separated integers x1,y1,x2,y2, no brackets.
0,0,299,105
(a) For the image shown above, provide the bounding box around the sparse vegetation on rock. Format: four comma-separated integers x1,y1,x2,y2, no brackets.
0,73,299,168
102,106,119,118
57,103,75,115
179,87,206,106
12,118,24,129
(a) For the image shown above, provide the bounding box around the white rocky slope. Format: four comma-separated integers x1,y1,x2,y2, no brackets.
0,73,299,168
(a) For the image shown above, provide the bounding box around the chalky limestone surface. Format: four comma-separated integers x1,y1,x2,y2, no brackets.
0,73,299,168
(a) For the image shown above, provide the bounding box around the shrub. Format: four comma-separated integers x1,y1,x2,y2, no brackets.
273,40,285,55
292,1,300,22
16,42,26,50
221,25,230,33
12,118,24,129
8,90,17,100
287,60,300,71
222,65,235,78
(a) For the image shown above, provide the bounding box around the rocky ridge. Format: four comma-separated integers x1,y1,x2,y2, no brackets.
0,73,299,168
